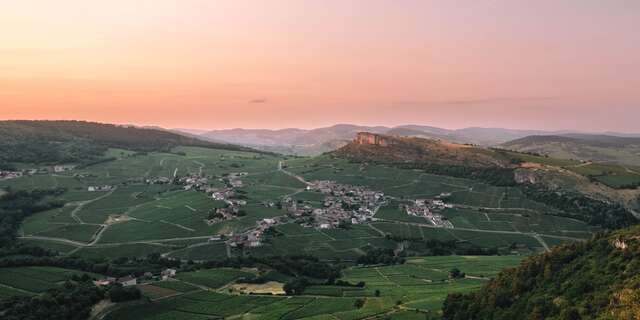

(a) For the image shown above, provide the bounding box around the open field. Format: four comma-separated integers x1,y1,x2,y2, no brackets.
0,267,101,295
176,268,255,289
566,163,640,188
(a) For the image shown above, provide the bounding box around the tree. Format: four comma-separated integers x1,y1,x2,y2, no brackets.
283,278,309,295
108,285,142,302
449,268,465,279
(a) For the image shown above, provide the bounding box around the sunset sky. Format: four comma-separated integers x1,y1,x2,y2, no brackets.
1,0,639,131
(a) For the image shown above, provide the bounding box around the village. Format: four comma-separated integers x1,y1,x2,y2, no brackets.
93,268,177,288
402,193,454,228
285,180,386,229
0,164,76,181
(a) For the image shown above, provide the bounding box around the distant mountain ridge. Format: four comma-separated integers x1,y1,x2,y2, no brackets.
190,123,640,156
0,120,259,167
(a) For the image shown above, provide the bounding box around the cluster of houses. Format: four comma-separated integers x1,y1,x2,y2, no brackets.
206,204,241,225
53,164,76,173
227,218,279,248
175,174,209,191
0,171,22,180
0,164,78,180
87,185,113,192
285,180,386,229
224,172,246,188
145,176,172,184
403,195,454,228
94,268,177,288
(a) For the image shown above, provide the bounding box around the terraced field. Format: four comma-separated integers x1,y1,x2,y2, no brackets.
6,147,596,263
105,256,521,319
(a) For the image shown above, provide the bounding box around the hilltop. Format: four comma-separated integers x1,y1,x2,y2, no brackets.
333,132,639,228
0,120,258,167
443,225,640,320
335,132,511,168
502,134,640,166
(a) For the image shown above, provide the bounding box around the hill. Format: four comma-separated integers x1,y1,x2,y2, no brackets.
334,132,510,168
0,120,257,167
333,132,639,227
502,134,640,166
442,225,640,320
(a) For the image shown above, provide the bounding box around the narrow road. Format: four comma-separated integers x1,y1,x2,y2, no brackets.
89,225,109,245
70,187,118,224
375,219,585,242
18,235,214,248
533,234,551,252
278,161,311,186
193,160,205,175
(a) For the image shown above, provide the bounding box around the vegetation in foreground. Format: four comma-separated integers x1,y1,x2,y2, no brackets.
443,226,640,320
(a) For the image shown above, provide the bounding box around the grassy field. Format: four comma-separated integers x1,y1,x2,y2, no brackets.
567,163,640,188
175,268,255,289
0,267,101,296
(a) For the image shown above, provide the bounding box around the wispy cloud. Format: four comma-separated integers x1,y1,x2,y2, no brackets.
248,98,268,104
396,96,560,106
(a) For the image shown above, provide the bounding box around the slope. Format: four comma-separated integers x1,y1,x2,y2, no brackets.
443,225,640,320
0,120,259,166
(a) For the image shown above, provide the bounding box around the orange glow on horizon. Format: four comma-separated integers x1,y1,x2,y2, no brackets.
1,0,639,132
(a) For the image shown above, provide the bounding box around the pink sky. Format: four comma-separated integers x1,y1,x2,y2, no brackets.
1,0,639,131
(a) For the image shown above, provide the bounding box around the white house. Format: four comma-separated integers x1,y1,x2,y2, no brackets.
117,276,137,287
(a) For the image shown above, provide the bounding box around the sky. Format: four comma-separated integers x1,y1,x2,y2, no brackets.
1,0,639,132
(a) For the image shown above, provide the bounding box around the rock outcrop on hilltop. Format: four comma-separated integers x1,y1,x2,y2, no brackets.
354,132,392,146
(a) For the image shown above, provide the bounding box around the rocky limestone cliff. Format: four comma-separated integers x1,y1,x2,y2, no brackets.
355,132,392,146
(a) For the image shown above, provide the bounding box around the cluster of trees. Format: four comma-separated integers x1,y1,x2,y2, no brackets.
412,164,517,186
385,236,500,256
0,280,104,320
356,248,405,265
356,241,500,266
180,255,344,281
522,186,637,229
0,252,180,278
449,268,465,279
442,227,640,320
283,278,309,295
108,286,142,303
0,120,258,165
0,188,66,247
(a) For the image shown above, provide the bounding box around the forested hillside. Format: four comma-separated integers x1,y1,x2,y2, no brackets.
443,226,640,320
0,120,257,166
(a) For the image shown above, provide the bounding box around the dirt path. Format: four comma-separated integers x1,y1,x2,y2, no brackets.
193,160,205,175
533,234,551,252
376,219,585,242
159,220,195,232
0,283,34,295
624,166,640,175
18,235,214,248
278,161,311,186
71,187,118,224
